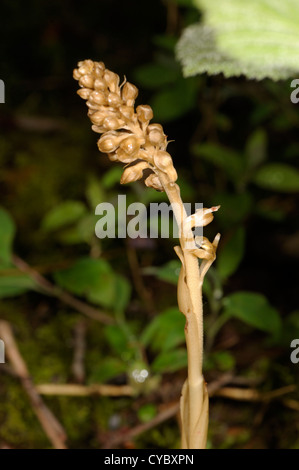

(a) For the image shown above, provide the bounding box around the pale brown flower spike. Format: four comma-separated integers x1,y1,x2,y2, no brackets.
73,59,177,190
74,59,221,449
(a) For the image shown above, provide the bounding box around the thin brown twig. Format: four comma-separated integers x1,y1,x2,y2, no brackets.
12,254,114,324
36,383,134,397
71,320,87,383
0,321,67,449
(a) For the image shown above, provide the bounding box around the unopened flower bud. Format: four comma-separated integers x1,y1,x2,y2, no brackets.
97,131,120,153
147,123,166,146
137,105,153,123
77,88,92,100
145,173,164,191
94,78,106,91
103,116,123,130
79,74,94,89
94,62,105,77
89,91,107,105
120,162,149,184
154,150,177,182
78,59,94,76
104,70,120,93
119,105,134,120
115,148,135,163
107,92,122,107
90,110,106,126
91,124,105,134
119,136,140,155
122,82,138,104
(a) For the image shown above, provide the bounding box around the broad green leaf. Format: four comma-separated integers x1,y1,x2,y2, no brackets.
223,291,281,335
88,357,127,383
138,404,157,423
0,273,36,298
104,324,131,357
113,275,131,313
253,163,299,192
152,348,187,373
141,307,185,353
42,200,87,232
53,257,116,309
192,143,245,182
217,226,245,279
85,175,105,209
196,0,299,80
0,207,15,266
204,350,236,372
245,129,268,169
133,62,180,89
101,167,123,189
150,77,198,122
177,1,299,80
210,192,253,230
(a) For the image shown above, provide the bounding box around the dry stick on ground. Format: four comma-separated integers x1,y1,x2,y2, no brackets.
0,321,67,449
12,254,113,324
36,383,134,397
71,320,87,383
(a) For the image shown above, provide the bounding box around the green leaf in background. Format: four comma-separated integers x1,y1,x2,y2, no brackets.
113,275,132,313
223,291,281,335
192,143,245,183
150,77,198,122
245,129,268,170
143,260,181,285
85,174,106,209
0,273,36,298
42,200,87,232
253,163,299,192
137,404,157,423
54,257,116,309
104,324,131,358
152,348,187,374
141,307,186,353
88,357,127,384
177,0,299,80
217,226,245,279
211,192,253,230
0,207,16,266
101,167,123,189
133,62,180,89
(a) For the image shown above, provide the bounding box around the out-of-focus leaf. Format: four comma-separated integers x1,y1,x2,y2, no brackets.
143,260,181,285
101,167,123,189
104,324,131,357
211,192,252,229
192,143,244,182
0,207,16,266
133,63,180,89
204,350,236,372
53,257,116,309
138,404,157,423
217,227,245,279
42,200,87,232
253,163,299,192
177,1,299,80
152,348,187,373
113,275,131,313
223,291,281,335
85,175,105,209
150,77,198,122
88,357,127,383
245,129,267,169
141,307,185,353
0,273,36,298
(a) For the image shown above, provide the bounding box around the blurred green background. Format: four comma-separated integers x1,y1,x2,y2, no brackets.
0,0,298,449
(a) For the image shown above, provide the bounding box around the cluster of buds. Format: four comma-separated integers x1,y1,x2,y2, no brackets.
73,60,178,191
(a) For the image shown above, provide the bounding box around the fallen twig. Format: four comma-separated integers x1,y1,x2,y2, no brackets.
36,383,134,397
0,321,68,449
